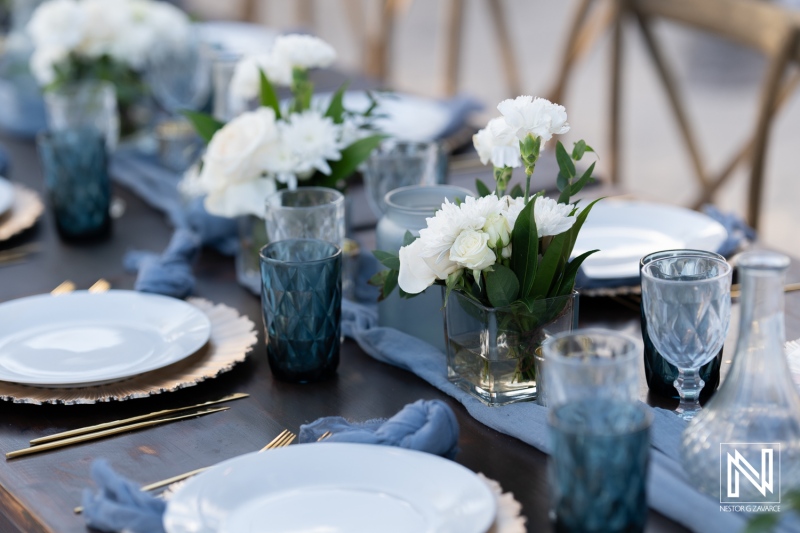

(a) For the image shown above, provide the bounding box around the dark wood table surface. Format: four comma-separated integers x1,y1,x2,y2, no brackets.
0,131,799,533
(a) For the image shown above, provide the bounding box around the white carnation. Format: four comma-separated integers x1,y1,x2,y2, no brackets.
533,196,576,237
472,116,520,168
450,230,496,274
503,196,576,238
80,0,130,59
229,55,266,103
279,110,342,176
27,0,86,52
271,34,336,70
497,95,569,145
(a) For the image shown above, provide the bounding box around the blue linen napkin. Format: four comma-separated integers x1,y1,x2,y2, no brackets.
340,299,800,533
298,398,459,459
81,460,167,533
123,229,200,299
82,399,460,533
576,204,755,290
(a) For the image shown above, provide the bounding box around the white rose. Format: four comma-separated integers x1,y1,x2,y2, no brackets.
27,0,86,52
398,238,459,294
197,107,279,217
533,196,576,237
450,230,496,272
483,212,511,248
271,34,336,70
204,178,276,219
472,116,520,168
29,46,68,85
497,95,569,145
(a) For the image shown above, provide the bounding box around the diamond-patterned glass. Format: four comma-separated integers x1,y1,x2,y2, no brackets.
260,239,341,382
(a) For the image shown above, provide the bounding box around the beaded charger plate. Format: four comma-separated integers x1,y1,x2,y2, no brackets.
0,185,44,241
0,299,257,405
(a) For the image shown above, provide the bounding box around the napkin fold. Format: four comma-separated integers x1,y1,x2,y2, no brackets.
82,460,166,533
123,229,199,299
298,399,459,459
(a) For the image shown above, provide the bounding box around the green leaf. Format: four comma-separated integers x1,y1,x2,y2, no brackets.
557,249,598,296
529,233,567,298
556,172,569,193
372,250,400,270
476,179,492,197
259,70,281,119
444,270,464,304
484,264,520,307
326,134,386,185
569,162,597,196
565,197,604,258
509,184,524,198
402,231,416,247
182,111,224,143
381,269,399,301
555,141,576,180
510,199,539,298
571,140,594,161
324,81,349,124
368,270,388,287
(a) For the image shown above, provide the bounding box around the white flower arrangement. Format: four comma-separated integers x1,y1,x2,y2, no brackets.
27,0,191,87
183,34,383,219
372,96,600,313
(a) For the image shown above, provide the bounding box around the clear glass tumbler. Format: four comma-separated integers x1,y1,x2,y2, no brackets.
540,329,639,408
264,187,345,248
37,128,111,240
363,141,439,217
641,255,732,420
260,239,342,383
43,80,119,150
549,398,652,533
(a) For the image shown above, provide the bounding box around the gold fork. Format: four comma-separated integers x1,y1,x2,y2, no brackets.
88,279,111,293
73,429,297,514
51,280,76,295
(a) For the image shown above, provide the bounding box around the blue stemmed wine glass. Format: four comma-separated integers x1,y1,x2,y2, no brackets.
641,255,732,420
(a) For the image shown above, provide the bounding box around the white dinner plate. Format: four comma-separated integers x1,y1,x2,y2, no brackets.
0,291,211,387
316,91,456,142
164,443,497,533
0,176,14,219
196,22,279,57
573,201,728,280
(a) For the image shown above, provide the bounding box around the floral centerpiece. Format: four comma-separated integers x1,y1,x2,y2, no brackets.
181,34,384,292
372,96,600,405
27,0,191,131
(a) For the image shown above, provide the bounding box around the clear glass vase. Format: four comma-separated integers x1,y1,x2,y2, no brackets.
444,290,578,406
235,214,268,295
682,251,800,500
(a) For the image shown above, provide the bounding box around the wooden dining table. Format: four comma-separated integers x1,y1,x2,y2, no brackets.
0,129,798,533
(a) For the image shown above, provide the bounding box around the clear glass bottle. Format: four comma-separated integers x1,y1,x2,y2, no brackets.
682,251,800,498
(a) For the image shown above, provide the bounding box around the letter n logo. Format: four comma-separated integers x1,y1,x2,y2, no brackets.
720,443,780,504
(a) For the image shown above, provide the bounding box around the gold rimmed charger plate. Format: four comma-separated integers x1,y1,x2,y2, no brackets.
0,298,257,404
0,185,44,242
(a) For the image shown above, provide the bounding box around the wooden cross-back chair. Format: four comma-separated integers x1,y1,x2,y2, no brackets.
549,0,800,229
241,0,522,96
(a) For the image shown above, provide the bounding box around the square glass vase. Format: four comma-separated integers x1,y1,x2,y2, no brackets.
444,290,579,406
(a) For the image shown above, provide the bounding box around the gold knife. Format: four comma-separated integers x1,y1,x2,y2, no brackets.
30,393,248,446
7,407,229,459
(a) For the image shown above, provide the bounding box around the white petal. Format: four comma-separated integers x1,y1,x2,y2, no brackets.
398,239,437,294
204,178,276,218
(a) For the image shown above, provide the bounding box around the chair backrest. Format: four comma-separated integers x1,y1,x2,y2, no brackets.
551,0,800,229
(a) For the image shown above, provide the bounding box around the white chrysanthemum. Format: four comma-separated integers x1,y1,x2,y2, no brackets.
497,95,569,145
271,34,336,70
279,110,342,175
194,107,279,217
417,199,471,261
504,196,576,238
473,116,521,168
29,46,68,85
459,194,504,227
27,0,86,52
